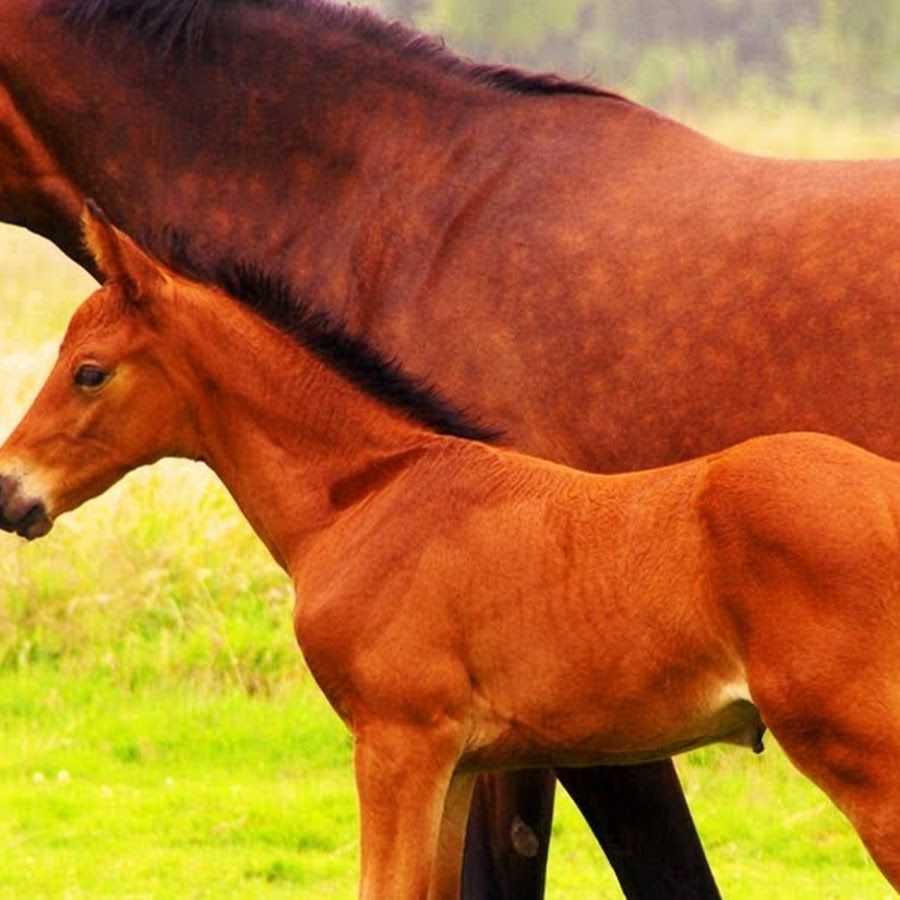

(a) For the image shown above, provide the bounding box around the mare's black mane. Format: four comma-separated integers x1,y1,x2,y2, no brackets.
43,0,626,100
149,227,498,441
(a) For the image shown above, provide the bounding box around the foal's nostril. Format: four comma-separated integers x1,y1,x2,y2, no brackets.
19,503,52,540
0,473,52,539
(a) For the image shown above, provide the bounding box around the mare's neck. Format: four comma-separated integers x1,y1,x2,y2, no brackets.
0,2,514,308
0,2,92,268
173,293,437,572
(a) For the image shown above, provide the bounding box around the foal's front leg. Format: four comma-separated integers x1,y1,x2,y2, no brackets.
354,722,465,900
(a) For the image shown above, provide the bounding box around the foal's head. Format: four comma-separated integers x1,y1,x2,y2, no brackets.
0,205,201,538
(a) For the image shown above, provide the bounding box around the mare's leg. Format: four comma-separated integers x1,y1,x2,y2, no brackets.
354,723,460,900
461,765,720,900
462,770,555,900
557,762,722,900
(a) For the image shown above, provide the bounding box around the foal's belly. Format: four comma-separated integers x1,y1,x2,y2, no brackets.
459,677,766,771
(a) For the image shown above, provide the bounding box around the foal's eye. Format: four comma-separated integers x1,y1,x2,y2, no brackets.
74,364,109,389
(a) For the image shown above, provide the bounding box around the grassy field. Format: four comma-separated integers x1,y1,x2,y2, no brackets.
0,111,897,898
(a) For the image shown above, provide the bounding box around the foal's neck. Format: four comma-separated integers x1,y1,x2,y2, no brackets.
176,291,438,571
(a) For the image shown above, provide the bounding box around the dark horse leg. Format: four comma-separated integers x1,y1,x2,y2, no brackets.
462,763,720,899
557,763,721,900
462,770,555,900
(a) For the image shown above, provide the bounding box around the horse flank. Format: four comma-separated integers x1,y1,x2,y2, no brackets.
40,0,628,100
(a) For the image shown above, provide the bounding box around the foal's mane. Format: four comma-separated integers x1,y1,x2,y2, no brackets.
198,256,498,443
43,0,627,101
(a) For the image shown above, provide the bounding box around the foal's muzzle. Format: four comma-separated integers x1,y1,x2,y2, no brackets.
0,473,52,540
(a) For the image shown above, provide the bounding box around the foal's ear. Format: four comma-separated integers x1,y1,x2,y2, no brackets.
81,200,168,302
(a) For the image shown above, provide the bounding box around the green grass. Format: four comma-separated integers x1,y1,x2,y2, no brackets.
0,110,897,897
0,667,889,898
0,669,357,899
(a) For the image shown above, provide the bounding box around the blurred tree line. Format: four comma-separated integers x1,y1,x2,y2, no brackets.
368,0,899,115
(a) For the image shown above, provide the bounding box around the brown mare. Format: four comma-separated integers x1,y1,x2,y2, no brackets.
5,209,900,897
1,2,900,898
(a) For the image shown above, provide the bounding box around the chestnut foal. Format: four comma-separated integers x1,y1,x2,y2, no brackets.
2,210,900,896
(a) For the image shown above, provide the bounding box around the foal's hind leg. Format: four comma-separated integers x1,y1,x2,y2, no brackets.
763,701,900,889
